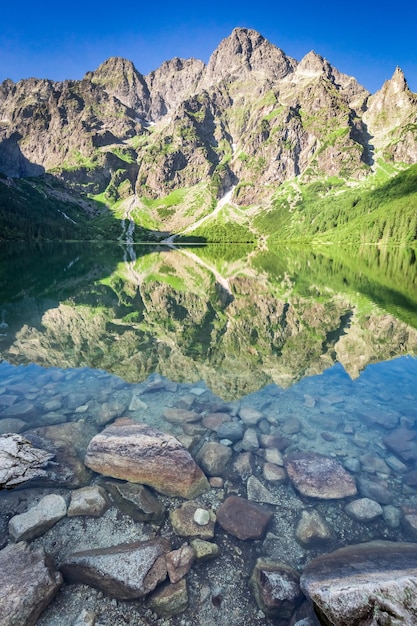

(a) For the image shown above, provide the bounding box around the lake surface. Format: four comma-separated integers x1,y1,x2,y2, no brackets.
1,242,417,625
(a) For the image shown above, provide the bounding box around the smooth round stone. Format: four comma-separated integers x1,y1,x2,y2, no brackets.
239,407,263,426
345,498,383,522
194,508,210,526
217,421,244,442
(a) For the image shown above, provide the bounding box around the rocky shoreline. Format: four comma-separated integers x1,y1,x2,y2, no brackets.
1,364,417,625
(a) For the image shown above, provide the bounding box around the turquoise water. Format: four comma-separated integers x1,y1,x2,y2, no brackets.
1,242,417,625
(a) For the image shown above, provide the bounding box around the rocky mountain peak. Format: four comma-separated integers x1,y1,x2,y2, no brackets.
86,56,150,117
202,27,296,87
296,50,333,78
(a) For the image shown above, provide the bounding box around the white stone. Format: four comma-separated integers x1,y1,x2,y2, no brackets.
193,508,210,526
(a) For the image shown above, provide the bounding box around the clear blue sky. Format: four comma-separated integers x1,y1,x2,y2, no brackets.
1,0,416,94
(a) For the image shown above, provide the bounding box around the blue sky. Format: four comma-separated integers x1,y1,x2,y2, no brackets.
1,0,416,94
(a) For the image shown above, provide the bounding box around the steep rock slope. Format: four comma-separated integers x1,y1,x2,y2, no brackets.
1,27,417,238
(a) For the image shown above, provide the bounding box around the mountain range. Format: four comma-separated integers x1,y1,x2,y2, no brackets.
1,27,417,243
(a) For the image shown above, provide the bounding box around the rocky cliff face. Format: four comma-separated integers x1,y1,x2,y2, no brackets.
1,27,416,212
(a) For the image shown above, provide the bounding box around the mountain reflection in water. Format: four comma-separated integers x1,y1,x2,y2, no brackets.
1,242,417,626
0,242,416,398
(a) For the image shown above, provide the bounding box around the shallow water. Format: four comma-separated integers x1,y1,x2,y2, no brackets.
1,242,417,625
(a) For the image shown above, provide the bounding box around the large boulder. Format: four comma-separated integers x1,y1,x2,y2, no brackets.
9,494,67,542
0,542,62,626
300,541,417,625
84,418,209,499
285,452,357,499
60,538,170,600
0,433,54,489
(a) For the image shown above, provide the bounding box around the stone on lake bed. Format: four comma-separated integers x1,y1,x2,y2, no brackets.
239,406,263,425
84,418,209,499
148,578,188,617
251,558,303,618
197,441,232,476
285,452,357,499
163,408,201,424
345,498,383,522
103,481,165,523
190,539,220,561
67,486,110,517
0,542,62,626
9,494,67,542
295,510,334,546
170,502,216,539
300,541,417,626
60,538,170,600
166,544,195,583
216,495,273,540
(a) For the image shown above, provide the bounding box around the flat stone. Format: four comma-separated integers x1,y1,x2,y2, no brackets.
285,452,357,499
282,417,302,435
241,427,259,451
84,418,209,499
0,542,62,626
345,498,383,522
263,448,284,466
233,451,253,480
163,408,201,424
103,481,165,523
61,538,170,600
239,406,263,425
9,494,67,542
295,510,334,546
247,475,278,504
170,502,215,539
251,557,303,619
148,578,188,617
166,544,195,583
0,417,27,434
217,421,244,442
382,505,402,529
385,455,408,474
259,434,291,450
190,539,220,561
263,462,287,483
128,396,148,411
67,486,109,517
383,428,417,463
357,477,393,505
0,433,54,489
402,508,417,540
216,495,273,540
94,400,127,426
360,454,390,475
202,412,231,430
26,421,97,488
197,442,232,476
301,541,417,626
2,400,37,419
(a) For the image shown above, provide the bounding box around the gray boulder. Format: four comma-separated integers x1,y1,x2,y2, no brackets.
61,538,170,600
0,433,54,489
0,541,62,626
301,541,417,625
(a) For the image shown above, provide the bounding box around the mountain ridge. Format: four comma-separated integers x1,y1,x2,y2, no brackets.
1,27,417,242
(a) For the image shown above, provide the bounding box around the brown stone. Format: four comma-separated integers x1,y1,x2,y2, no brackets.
197,442,232,476
251,558,303,618
84,419,209,499
163,408,201,424
166,543,195,583
216,495,273,540
285,452,357,499
0,542,62,626
170,502,216,539
202,412,231,430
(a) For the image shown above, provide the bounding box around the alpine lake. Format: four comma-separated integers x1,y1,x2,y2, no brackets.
1,241,417,626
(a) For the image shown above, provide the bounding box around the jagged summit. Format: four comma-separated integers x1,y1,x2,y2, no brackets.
202,27,296,86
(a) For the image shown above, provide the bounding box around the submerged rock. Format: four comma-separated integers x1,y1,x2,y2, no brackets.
103,480,165,523
170,501,216,539
148,578,188,617
197,441,232,476
9,494,67,542
216,495,273,540
60,538,170,600
344,497,383,522
0,541,62,626
301,541,417,626
285,452,357,499
251,557,303,618
0,433,54,489
166,543,195,583
84,418,209,499
295,509,334,546
67,485,110,517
